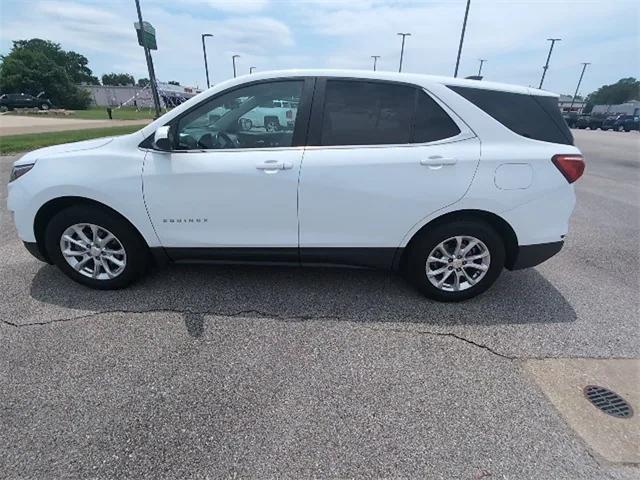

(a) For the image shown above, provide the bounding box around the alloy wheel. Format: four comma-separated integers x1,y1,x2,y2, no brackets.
425,235,491,292
59,223,127,280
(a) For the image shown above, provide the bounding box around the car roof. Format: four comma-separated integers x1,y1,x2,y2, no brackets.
234,69,559,98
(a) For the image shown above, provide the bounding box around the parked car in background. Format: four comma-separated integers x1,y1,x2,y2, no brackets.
7,70,585,302
562,112,578,128
0,93,52,111
600,115,621,131
613,114,640,132
240,99,298,131
576,114,605,130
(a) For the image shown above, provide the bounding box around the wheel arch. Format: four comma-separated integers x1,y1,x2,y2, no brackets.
33,196,151,263
398,209,519,270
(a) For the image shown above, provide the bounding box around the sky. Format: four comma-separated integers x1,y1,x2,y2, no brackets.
0,0,638,96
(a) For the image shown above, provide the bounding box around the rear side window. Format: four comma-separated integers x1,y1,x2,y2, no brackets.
414,90,461,142
448,86,573,145
321,80,414,145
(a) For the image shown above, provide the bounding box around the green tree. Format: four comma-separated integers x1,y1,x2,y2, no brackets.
167,80,180,86
102,73,135,86
585,78,640,108
0,38,93,108
137,78,150,87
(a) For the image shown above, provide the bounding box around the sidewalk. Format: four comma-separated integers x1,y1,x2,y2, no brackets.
0,114,150,136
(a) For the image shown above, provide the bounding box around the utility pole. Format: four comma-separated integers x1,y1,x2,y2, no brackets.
201,33,213,88
397,33,411,72
477,58,487,77
249,66,256,74
538,38,561,89
569,62,590,111
454,0,471,78
134,0,161,118
232,55,240,78
371,55,380,71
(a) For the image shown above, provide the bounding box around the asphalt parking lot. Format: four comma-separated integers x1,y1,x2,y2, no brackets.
1,129,638,479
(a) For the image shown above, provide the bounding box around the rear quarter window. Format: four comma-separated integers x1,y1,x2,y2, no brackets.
448,86,573,145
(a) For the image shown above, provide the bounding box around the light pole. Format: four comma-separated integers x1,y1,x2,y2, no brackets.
477,58,487,77
232,55,240,78
454,0,471,78
134,0,161,118
538,38,561,89
397,33,411,72
201,33,213,88
249,66,256,74
371,55,380,71
569,62,590,112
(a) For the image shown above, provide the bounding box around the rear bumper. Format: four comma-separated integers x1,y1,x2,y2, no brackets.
508,241,564,270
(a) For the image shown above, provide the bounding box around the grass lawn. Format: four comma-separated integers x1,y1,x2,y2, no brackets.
0,125,142,154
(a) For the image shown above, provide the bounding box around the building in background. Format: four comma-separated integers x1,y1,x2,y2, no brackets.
591,100,640,116
558,94,587,114
81,82,202,108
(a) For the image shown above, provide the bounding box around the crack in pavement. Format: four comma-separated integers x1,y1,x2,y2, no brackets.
1,306,514,360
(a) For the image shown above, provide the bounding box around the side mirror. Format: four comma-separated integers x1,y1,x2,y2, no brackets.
153,125,173,151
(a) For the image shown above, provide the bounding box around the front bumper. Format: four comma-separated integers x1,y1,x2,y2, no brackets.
508,241,564,270
23,241,50,263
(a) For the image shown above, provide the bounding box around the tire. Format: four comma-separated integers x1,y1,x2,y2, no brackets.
44,205,149,289
0,105,7,113
264,116,280,132
40,103,50,110
405,220,505,302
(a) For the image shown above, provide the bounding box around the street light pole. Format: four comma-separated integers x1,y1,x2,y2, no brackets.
397,33,411,72
477,58,487,77
569,62,590,112
538,38,561,89
232,55,240,78
454,0,471,78
201,33,213,88
371,55,380,71
249,66,256,74
134,0,161,118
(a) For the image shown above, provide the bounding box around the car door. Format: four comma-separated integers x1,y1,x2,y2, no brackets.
143,78,313,261
298,78,480,268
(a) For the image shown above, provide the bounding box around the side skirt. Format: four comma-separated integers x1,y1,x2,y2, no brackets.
154,247,403,271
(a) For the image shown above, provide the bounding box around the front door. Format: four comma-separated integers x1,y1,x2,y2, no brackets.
143,79,312,260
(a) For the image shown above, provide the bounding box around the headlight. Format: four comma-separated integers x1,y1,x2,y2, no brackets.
9,163,35,182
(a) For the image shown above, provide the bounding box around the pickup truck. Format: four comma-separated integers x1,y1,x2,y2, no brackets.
240,100,298,131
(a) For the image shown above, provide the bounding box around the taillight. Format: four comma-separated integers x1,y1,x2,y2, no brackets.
286,110,293,119
552,154,585,183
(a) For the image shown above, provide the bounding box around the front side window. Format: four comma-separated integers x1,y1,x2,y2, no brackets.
175,80,303,150
320,80,414,146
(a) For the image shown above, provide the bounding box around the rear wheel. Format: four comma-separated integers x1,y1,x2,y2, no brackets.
40,103,50,110
45,205,149,289
405,220,505,302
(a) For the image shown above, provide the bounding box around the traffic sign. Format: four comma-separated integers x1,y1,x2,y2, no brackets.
134,21,157,50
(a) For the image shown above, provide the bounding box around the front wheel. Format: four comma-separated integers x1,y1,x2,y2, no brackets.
40,103,50,110
45,205,149,289
405,221,505,302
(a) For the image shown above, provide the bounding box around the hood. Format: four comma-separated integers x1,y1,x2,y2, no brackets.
15,137,115,165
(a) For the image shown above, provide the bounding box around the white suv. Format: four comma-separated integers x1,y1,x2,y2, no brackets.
7,70,585,301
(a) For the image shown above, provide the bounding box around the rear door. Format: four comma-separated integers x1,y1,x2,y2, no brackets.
298,78,480,268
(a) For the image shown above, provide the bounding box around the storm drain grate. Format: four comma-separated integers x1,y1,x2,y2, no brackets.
583,385,634,418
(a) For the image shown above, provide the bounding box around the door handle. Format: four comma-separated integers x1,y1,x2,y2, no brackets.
420,156,457,167
256,160,293,171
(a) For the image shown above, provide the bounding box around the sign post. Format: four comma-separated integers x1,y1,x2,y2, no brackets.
134,0,161,118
